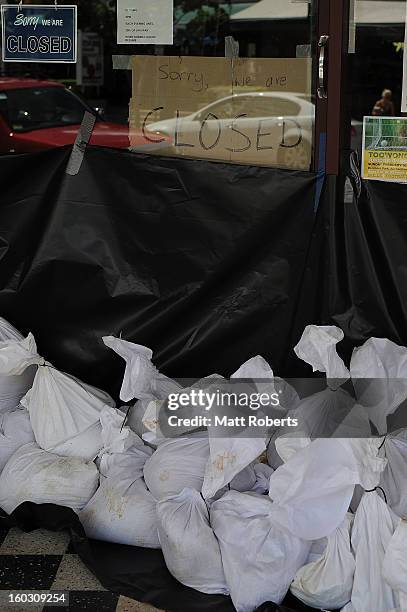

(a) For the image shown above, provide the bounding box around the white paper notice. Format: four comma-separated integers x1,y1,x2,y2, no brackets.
117,0,173,45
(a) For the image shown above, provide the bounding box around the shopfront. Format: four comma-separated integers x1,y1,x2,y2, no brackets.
0,3,407,612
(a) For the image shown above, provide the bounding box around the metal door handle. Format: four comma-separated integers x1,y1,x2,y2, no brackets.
318,35,329,99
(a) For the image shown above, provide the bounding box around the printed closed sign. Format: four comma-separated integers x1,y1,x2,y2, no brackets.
1,4,77,63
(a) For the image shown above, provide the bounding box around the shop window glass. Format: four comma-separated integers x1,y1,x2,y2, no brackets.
0,0,317,168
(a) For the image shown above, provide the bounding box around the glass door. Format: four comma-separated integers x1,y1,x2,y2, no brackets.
0,0,346,173
128,0,323,172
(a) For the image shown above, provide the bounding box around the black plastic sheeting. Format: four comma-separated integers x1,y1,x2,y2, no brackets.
0,145,324,397
329,177,407,359
2,503,314,612
2,146,404,387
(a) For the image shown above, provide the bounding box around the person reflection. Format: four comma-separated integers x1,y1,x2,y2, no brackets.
372,89,395,117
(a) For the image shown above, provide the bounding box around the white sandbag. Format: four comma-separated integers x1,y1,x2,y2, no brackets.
227,462,257,492
0,322,38,413
268,437,386,540
81,477,159,548
142,374,225,443
103,336,188,444
126,400,149,438
380,432,407,518
275,434,312,463
204,463,270,505
21,364,115,460
349,485,365,514
211,491,310,610
267,430,310,470
4,333,115,460
306,537,328,564
157,488,228,595
199,357,296,497
294,325,350,389
383,520,407,607
141,398,175,447
125,400,166,447
0,406,34,472
0,442,98,514
143,434,209,500
0,331,44,374
102,336,182,402
333,403,372,438
202,435,266,500
292,387,371,440
350,337,407,434
79,407,159,548
202,357,273,499
289,388,364,439
345,491,400,612
350,432,399,515
0,332,115,459
138,399,168,447
291,513,355,610
267,391,370,470
231,355,274,380
231,356,299,412
97,404,147,457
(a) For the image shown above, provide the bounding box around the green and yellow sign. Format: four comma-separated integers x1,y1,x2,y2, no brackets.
362,116,407,182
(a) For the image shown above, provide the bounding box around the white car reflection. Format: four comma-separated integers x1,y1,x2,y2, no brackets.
144,92,315,170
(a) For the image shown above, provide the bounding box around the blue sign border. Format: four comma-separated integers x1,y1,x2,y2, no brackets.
1,4,77,63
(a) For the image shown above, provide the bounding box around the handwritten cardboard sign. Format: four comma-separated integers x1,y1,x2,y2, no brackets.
1,4,77,63
129,55,313,169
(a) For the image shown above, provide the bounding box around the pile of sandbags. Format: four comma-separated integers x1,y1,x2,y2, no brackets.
1,320,407,612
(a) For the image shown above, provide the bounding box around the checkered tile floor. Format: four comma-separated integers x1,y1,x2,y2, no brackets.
0,524,163,611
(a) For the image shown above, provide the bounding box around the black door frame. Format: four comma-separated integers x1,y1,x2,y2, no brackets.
314,0,351,176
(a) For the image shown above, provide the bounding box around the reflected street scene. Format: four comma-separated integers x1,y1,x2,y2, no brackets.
1,0,406,166
138,91,313,170
129,54,313,169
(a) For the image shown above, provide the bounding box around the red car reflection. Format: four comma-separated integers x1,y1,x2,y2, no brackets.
0,78,139,154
